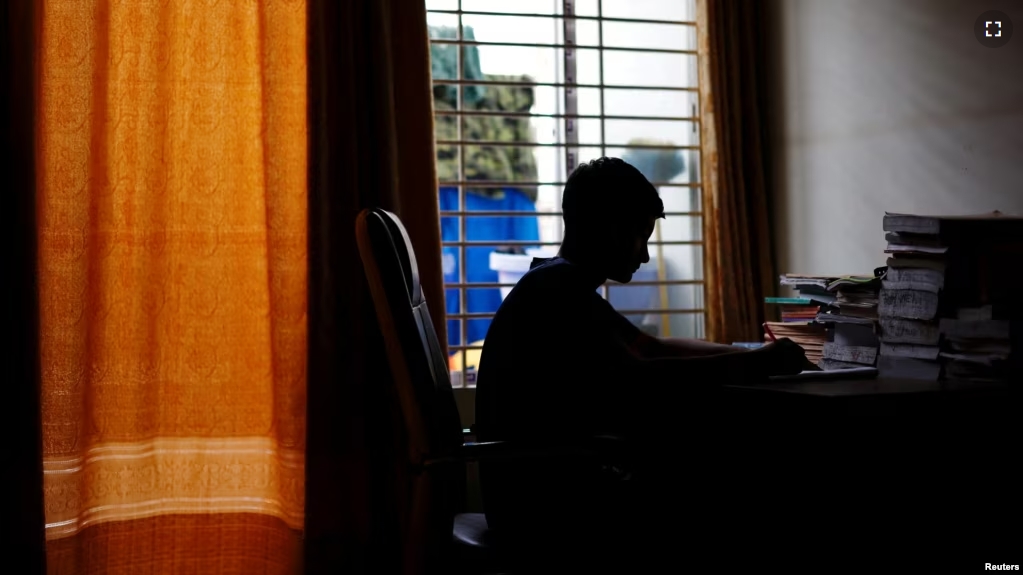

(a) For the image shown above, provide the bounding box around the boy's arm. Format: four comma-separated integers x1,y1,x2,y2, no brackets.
630,332,750,359
627,338,810,387
603,305,807,385
609,308,742,359
635,348,767,387
627,330,818,371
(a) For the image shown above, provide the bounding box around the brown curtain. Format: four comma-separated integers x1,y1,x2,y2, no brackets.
304,1,445,574
697,0,776,343
3,1,47,574
35,1,307,572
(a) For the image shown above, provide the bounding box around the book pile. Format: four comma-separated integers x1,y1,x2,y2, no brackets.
762,320,827,364
779,275,837,304
766,297,821,323
770,274,883,369
877,212,1023,382
829,275,882,321
765,286,828,364
817,274,883,370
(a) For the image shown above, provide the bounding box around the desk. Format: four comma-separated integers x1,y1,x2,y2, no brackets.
708,378,1017,569
726,376,1010,397
721,376,1013,417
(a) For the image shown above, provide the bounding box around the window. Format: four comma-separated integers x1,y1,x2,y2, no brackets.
428,0,705,387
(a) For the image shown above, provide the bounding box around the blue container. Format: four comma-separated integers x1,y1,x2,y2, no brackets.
439,187,539,347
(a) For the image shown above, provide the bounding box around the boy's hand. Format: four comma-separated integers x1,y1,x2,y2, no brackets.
755,338,811,376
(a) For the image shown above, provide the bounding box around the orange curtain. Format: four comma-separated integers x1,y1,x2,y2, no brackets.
697,0,776,344
36,1,307,572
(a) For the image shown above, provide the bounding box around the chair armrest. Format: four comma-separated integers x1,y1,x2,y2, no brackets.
423,435,628,468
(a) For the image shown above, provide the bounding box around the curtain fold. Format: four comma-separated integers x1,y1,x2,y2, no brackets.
23,0,446,571
3,1,47,573
304,0,445,573
35,1,308,572
698,0,776,343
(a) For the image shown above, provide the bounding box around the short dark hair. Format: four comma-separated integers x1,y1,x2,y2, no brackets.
561,157,665,235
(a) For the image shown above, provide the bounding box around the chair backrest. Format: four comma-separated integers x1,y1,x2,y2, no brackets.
355,208,465,574
355,207,463,466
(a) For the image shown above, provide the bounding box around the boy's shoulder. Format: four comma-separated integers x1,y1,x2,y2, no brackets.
514,257,578,293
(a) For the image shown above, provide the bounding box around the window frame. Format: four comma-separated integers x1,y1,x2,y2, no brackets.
428,0,709,386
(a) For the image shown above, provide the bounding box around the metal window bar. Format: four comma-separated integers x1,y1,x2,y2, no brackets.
553,8,566,244
563,0,578,181
431,79,699,91
595,0,608,301
439,211,701,217
596,0,606,161
690,2,706,339
435,109,700,122
444,280,705,289
456,0,468,381
435,139,699,147
442,240,702,246
428,38,697,55
432,1,707,386
428,8,697,27
448,309,703,320
438,181,701,187
561,0,577,276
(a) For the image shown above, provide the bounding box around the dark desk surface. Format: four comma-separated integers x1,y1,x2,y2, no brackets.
724,377,1011,398
713,376,1017,569
717,376,1014,422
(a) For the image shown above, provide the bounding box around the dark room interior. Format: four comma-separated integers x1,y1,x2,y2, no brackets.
4,1,1021,573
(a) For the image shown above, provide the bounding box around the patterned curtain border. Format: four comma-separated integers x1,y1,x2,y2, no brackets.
43,437,305,540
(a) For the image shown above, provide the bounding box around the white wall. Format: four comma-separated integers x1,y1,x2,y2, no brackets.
767,0,1023,279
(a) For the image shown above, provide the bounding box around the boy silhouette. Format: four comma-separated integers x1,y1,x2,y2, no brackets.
474,157,810,569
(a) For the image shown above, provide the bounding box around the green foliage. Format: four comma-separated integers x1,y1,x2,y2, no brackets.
429,26,484,106
430,26,539,201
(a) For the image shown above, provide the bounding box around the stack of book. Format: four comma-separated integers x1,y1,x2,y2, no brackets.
766,283,829,364
762,320,827,365
766,296,822,323
778,275,837,305
771,274,882,369
940,315,1012,382
816,274,883,370
877,211,1023,382
772,273,882,370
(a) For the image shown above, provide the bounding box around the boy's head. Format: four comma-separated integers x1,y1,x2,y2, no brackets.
561,157,666,283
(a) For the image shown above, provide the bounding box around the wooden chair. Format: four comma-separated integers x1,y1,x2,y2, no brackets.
355,208,626,574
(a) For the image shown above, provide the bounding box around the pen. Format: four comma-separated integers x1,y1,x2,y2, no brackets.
763,322,778,342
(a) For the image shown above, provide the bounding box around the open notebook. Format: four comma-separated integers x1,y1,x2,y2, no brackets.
769,366,878,382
